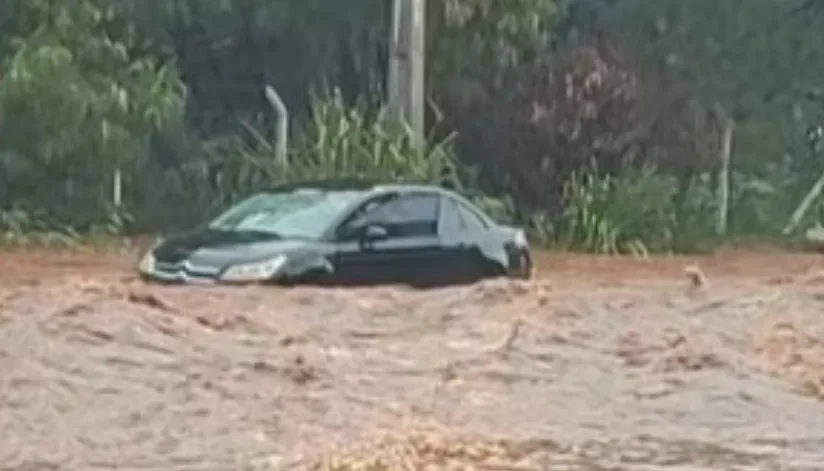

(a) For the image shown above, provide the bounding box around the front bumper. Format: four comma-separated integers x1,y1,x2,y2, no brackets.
140,270,218,285
140,264,287,285
140,260,222,285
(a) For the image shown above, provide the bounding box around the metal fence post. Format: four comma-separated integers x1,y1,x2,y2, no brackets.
264,85,289,170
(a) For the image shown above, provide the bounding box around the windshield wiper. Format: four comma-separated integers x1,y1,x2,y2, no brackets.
238,229,284,239
208,227,283,240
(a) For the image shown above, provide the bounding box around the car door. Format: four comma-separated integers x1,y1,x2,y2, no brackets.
332,192,444,285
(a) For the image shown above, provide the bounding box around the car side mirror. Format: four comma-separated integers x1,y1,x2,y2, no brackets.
361,224,389,242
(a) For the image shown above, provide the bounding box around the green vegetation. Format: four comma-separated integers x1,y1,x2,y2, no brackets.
1,0,823,253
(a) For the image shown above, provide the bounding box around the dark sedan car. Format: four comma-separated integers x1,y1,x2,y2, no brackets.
137,179,533,286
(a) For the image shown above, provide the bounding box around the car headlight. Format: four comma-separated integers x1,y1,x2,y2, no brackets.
513,230,528,247
220,255,287,282
137,238,163,274
137,250,156,274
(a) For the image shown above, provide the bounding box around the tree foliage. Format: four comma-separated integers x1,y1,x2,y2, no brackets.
0,0,184,224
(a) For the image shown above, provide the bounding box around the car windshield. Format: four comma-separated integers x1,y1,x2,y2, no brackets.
208,189,365,239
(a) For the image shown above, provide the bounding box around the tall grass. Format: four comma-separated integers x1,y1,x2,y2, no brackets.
288,91,458,183
536,159,812,254
554,164,680,255
121,89,466,232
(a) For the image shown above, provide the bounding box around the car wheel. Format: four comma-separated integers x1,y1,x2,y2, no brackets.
511,249,533,280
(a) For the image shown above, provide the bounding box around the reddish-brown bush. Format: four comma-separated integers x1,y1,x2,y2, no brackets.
504,39,645,211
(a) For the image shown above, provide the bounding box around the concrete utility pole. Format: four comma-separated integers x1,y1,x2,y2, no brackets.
387,0,425,148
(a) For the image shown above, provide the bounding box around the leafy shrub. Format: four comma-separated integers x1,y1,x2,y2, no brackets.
0,206,130,247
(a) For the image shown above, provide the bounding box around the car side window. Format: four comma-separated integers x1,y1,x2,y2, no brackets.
439,196,488,234
438,198,464,236
343,193,439,238
455,201,488,231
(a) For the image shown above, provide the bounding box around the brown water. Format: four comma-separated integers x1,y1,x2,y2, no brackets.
2,249,824,470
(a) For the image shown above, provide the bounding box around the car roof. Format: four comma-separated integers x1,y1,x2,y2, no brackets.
261,177,497,227
263,177,452,196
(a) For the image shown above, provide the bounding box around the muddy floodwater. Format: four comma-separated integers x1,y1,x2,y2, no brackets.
3,249,824,470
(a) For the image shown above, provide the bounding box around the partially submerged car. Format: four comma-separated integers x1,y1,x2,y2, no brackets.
137,178,533,286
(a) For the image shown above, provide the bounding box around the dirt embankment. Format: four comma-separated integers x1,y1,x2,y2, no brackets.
2,248,824,470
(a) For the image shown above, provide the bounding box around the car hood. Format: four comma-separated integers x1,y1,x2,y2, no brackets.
152,229,314,268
